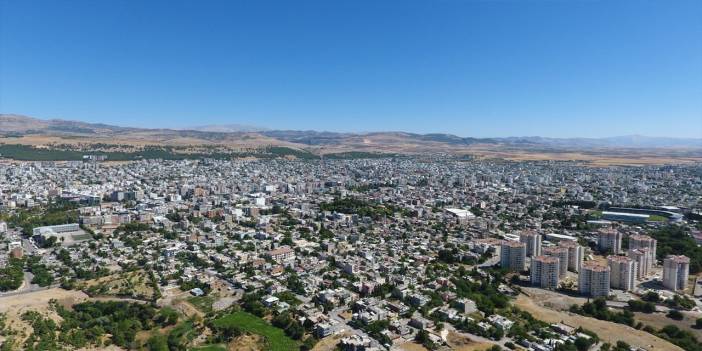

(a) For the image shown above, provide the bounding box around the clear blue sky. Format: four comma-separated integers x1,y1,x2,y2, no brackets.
1,0,701,138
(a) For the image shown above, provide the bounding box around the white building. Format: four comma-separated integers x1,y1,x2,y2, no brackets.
32,223,80,236
579,261,610,297
500,241,526,272
543,246,569,278
267,246,296,263
559,240,584,272
608,255,636,291
531,255,560,289
628,234,657,265
520,231,542,257
628,248,651,279
663,255,690,291
598,229,622,254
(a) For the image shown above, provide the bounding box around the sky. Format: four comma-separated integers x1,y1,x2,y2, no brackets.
1,0,701,138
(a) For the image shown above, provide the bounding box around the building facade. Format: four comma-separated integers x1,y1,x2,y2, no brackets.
663,255,690,291
559,240,584,272
579,261,610,297
500,241,526,272
628,234,657,266
531,255,560,289
598,229,622,254
608,255,636,291
543,246,569,278
628,248,651,279
520,231,542,258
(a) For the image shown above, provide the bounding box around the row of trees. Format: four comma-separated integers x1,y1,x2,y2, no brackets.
0,258,23,292
569,298,635,326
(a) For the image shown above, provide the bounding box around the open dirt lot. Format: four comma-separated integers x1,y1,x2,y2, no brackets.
0,288,89,314
521,286,589,310
466,146,702,166
445,331,496,351
515,294,683,350
311,331,351,351
395,341,429,351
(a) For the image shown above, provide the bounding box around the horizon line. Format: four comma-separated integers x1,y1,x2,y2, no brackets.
1,112,700,141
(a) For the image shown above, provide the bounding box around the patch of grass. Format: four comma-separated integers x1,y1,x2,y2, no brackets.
274,291,302,306
648,215,668,222
168,320,198,349
71,233,93,241
212,311,300,351
187,295,215,313
190,345,227,351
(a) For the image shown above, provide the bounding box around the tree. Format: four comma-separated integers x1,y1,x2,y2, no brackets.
415,329,434,349
667,310,684,320
147,334,168,351
574,337,594,351
492,326,504,340
0,259,24,292
641,291,660,302
614,341,631,351
156,308,179,326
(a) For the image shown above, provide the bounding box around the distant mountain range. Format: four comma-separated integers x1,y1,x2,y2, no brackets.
1,114,701,156
181,123,269,133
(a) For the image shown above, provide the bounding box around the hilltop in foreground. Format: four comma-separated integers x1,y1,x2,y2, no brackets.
1,114,700,165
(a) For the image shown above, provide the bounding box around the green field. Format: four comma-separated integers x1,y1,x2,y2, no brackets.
71,233,93,241
648,215,668,222
211,311,300,351
187,295,215,313
190,345,227,351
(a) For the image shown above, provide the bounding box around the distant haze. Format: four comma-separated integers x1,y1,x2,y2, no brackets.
180,124,269,133
2,114,700,149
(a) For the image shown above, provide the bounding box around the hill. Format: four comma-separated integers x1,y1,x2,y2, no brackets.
1,114,700,165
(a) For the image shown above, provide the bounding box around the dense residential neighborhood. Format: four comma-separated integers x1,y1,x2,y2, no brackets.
0,157,701,351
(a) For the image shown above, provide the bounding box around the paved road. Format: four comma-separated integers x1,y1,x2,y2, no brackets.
0,269,66,298
0,283,58,298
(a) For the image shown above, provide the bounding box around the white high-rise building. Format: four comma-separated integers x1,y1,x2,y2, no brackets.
579,261,611,297
598,229,622,254
559,240,584,272
628,234,657,265
663,255,690,291
608,255,637,291
520,231,542,257
531,255,560,289
628,248,651,279
500,241,526,272
543,246,569,278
